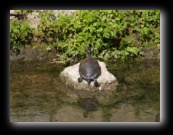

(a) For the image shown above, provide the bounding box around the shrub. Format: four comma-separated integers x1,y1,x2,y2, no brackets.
10,10,160,64
10,19,34,51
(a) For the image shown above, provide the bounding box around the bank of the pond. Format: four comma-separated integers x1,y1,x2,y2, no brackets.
10,45,160,62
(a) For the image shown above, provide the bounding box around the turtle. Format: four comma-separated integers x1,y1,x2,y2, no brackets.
78,45,101,87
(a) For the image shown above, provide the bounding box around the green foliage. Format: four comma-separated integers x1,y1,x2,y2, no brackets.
34,10,77,65
53,10,159,64
10,10,160,64
35,10,59,46
10,19,34,50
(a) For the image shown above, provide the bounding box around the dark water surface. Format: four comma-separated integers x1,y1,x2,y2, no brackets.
10,59,160,122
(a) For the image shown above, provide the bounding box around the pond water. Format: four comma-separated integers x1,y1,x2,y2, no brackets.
10,59,160,122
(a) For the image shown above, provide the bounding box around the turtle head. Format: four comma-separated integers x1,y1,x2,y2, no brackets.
86,45,92,57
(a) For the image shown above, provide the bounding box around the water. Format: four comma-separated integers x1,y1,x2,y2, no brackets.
10,59,160,122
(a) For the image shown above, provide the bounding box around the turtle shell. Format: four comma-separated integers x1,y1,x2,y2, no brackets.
79,57,101,81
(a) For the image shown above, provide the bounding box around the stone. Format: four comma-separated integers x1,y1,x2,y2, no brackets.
59,61,118,91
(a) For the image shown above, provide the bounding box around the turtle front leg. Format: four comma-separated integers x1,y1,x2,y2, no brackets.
78,76,83,83
94,78,99,87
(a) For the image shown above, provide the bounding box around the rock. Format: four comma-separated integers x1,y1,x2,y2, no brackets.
10,47,57,61
10,10,76,28
59,61,118,91
141,46,160,59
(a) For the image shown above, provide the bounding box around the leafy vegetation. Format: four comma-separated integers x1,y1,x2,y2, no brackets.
10,10,160,64
10,19,34,52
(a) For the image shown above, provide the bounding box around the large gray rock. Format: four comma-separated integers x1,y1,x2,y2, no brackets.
59,61,118,91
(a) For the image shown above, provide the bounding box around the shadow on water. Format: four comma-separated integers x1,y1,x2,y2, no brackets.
10,59,160,122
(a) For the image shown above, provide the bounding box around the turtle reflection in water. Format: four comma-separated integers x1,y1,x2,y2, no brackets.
78,97,98,118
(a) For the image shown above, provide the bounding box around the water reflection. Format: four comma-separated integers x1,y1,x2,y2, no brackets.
10,59,160,122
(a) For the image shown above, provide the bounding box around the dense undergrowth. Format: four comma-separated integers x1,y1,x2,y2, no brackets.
10,10,160,65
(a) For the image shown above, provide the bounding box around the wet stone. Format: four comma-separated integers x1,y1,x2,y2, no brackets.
59,61,118,91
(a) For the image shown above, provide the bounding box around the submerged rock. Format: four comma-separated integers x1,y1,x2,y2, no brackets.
59,61,118,91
